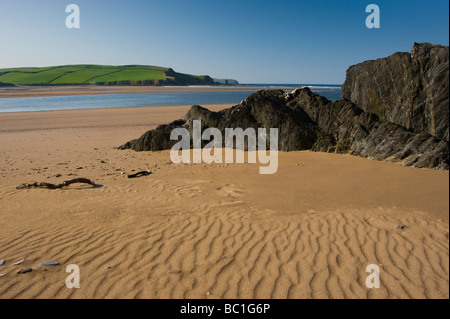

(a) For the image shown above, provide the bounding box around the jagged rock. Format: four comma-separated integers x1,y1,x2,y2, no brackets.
287,88,449,169
342,43,449,141
119,90,326,152
119,43,449,170
119,88,448,169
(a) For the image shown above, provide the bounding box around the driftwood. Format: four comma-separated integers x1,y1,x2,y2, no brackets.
127,171,151,178
16,178,96,190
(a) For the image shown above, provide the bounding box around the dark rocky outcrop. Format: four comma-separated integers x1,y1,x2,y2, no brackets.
342,43,449,141
119,43,449,170
288,88,448,169
119,90,327,152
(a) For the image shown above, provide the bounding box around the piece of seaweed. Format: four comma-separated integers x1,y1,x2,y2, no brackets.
16,178,96,190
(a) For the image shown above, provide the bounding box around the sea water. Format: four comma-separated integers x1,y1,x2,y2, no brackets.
0,85,341,113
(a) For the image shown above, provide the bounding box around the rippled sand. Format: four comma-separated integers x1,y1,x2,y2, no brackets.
0,105,448,299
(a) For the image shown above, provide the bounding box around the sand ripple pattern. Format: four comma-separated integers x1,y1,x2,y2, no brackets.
0,209,448,299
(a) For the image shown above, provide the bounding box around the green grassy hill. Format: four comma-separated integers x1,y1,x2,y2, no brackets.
0,65,216,86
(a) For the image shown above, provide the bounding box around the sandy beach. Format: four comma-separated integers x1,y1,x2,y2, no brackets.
0,104,448,299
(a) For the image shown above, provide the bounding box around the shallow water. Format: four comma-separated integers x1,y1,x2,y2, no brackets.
0,85,341,113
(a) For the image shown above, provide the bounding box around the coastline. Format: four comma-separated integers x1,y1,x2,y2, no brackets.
0,104,448,298
0,85,297,99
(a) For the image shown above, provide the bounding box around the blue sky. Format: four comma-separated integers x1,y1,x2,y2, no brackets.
0,0,448,84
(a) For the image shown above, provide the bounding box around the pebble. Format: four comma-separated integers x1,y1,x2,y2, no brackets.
0,259,5,266
13,259,25,265
17,268,32,274
168,270,181,274
0,274,6,278
396,225,405,230
41,261,60,266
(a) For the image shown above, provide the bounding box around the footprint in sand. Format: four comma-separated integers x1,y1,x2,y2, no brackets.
174,185,203,198
216,184,245,198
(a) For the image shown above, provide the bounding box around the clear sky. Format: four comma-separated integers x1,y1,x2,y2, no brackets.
0,0,448,84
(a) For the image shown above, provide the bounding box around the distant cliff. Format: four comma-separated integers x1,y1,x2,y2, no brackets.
164,68,215,86
342,43,449,141
213,78,240,85
119,43,449,170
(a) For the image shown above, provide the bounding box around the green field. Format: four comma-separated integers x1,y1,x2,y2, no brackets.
0,65,216,86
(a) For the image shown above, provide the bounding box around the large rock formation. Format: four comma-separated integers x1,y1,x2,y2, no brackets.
342,43,449,141
119,43,449,170
118,90,329,152
288,88,448,169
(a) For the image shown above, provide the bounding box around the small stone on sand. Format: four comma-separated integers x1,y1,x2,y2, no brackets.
0,259,5,266
17,268,32,274
168,270,181,274
13,259,25,265
41,261,60,266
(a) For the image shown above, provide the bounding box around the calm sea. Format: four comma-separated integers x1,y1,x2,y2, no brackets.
0,84,341,113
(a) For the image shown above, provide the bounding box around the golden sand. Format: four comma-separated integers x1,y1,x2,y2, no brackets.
0,104,448,299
